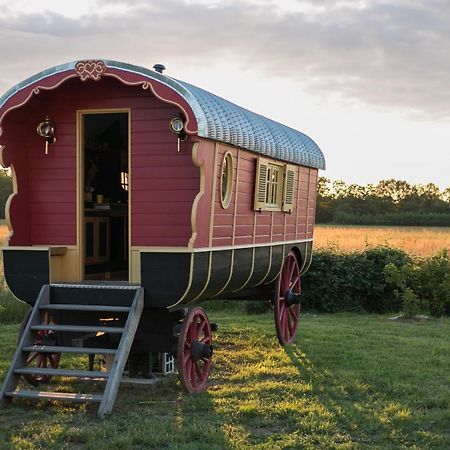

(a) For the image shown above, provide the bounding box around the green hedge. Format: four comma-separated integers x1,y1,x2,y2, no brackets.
302,247,450,316
331,211,450,227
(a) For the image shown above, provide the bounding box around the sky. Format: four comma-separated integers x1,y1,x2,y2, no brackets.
0,0,449,189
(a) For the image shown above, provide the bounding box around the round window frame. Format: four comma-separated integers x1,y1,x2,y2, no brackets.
220,152,233,209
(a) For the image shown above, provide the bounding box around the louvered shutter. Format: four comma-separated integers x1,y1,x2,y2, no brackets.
282,165,295,212
254,158,269,211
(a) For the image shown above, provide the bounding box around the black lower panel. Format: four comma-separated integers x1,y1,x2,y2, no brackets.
141,252,191,308
246,246,271,287
264,245,284,283
184,251,210,302
3,250,49,306
199,250,232,299
223,247,253,293
178,242,311,305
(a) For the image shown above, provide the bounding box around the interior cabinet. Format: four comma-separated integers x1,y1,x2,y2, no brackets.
85,216,110,265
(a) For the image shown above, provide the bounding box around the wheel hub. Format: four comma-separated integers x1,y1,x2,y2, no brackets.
284,289,301,307
190,339,213,362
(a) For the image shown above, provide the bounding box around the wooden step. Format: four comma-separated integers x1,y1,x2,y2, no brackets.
51,283,139,290
40,304,131,312
22,345,117,355
5,390,103,402
30,324,124,334
14,367,109,379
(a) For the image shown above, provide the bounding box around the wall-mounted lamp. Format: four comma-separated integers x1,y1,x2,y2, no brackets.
169,116,186,152
36,116,56,155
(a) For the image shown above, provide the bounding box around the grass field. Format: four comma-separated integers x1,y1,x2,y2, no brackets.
0,310,449,450
314,225,450,256
1,224,449,256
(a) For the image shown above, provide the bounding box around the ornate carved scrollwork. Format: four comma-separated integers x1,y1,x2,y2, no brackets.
75,60,107,81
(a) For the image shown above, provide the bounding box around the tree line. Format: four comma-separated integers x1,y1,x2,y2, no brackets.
316,178,450,226
0,171,12,219
0,172,448,226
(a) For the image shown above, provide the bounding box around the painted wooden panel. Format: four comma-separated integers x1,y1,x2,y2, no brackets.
2,76,197,247
211,144,237,248
193,141,318,251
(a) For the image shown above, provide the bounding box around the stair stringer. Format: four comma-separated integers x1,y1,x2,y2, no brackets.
97,287,144,418
0,285,50,406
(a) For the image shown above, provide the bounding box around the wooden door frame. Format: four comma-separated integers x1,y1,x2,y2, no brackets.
76,108,131,281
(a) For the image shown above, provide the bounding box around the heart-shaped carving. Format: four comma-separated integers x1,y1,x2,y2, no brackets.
75,60,106,81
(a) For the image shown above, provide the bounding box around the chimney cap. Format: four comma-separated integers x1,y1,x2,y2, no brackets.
153,64,166,74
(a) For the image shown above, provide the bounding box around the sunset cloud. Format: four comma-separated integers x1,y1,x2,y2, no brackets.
1,0,448,118
0,0,448,188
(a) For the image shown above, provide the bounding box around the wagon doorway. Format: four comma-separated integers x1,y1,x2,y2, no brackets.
80,111,129,281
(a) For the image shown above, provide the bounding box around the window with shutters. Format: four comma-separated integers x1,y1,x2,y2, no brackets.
254,157,296,212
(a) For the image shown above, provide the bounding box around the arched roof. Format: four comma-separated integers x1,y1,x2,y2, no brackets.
0,60,325,169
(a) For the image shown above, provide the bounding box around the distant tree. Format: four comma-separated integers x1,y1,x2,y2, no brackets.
0,171,12,219
315,178,450,226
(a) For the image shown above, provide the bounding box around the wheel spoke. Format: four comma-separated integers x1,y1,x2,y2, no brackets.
283,311,289,342
190,361,196,387
289,306,299,322
26,352,39,364
286,311,293,337
200,335,210,345
49,354,59,368
289,259,295,283
194,362,203,380
278,303,286,325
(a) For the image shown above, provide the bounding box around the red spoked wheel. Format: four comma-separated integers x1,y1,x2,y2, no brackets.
274,250,301,346
177,307,213,393
19,309,61,386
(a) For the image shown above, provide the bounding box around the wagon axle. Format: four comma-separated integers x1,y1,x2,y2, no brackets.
190,340,213,363
284,289,301,307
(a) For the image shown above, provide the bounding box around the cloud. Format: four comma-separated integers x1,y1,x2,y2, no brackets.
1,0,449,119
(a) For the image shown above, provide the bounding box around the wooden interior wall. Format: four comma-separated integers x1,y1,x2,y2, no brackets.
2,77,196,247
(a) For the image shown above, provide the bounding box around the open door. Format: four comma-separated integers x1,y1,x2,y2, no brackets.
80,111,129,281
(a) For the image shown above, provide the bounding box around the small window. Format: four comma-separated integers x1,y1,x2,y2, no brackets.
220,152,233,209
265,164,282,208
120,171,128,191
254,157,296,212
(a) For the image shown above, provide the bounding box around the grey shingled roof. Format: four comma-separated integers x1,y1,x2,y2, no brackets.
0,60,325,169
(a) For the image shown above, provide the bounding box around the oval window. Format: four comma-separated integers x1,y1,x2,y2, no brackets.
220,153,233,209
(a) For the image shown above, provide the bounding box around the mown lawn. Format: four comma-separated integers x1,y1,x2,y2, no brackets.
0,310,449,450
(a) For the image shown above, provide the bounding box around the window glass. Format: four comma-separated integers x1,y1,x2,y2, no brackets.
221,153,233,209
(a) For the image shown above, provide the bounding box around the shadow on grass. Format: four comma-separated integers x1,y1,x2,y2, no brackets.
0,364,233,449
284,343,446,449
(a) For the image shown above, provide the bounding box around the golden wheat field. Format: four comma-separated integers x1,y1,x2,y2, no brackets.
314,224,450,256
0,224,449,256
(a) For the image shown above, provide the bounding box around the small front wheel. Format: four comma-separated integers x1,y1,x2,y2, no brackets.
19,309,61,386
177,307,213,393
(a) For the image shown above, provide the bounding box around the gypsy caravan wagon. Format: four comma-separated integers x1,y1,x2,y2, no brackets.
0,60,325,417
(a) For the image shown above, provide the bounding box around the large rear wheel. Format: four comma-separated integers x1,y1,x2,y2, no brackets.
274,250,301,346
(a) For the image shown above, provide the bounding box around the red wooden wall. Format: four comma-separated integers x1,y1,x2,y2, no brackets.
193,141,318,249
2,77,197,247
2,73,318,251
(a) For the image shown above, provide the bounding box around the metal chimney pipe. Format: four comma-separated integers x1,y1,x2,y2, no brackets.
153,64,166,74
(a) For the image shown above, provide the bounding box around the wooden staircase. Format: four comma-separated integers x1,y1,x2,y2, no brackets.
0,283,144,418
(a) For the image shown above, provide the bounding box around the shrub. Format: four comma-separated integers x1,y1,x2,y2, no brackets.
384,250,450,317
384,263,423,318
302,246,411,313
